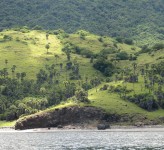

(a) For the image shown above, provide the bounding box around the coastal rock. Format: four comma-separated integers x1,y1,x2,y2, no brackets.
97,124,106,130
57,125,63,129
15,106,106,130
134,122,144,127
97,123,110,130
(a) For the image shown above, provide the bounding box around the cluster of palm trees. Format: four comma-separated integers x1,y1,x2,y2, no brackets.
0,47,101,121
0,60,26,81
110,61,164,111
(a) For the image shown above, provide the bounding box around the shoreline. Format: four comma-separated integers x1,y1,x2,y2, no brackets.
1,125,164,132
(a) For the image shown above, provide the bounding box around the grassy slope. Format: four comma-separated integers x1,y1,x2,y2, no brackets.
49,32,164,120
0,30,62,79
137,49,164,65
0,121,16,127
0,29,104,79
0,29,164,126
88,83,164,120
65,32,142,71
66,32,141,54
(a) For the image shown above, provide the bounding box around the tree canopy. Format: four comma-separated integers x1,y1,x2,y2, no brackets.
0,0,163,44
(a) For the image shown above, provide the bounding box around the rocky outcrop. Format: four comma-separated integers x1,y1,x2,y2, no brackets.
15,106,163,130
15,106,108,130
97,123,110,130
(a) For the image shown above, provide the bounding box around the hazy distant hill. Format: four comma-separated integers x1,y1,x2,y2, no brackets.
0,0,163,45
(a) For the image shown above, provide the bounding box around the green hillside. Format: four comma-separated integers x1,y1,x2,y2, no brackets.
0,29,62,79
0,0,163,45
88,83,164,120
0,28,164,126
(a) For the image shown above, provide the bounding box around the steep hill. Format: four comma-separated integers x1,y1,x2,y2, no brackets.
0,28,141,79
0,28,164,127
0,0,163,45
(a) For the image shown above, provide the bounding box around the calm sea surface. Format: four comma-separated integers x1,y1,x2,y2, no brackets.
0,129,164,150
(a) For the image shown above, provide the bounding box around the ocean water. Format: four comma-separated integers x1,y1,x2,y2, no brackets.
0,129,164,150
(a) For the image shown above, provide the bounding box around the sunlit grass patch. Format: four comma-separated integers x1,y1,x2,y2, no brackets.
0,121,16,127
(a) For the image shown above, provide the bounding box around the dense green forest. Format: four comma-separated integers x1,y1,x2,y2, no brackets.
0,0,163,45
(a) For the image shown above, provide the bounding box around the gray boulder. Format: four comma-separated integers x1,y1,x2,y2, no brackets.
97,123,110,130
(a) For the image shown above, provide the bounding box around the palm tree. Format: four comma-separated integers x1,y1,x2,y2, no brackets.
16,73,21,81
140,67,145,76
132,62,137,75
92,76,99,92
63,81,69,88
21,72,26,81
0,70,3,78
54,54,59,65
45,64,49,71
11,65,16,78
115,73,118,83
64,47,71,61
90,56,94,63
145,63,149,76
51,64,55,70
5,59,8,68
46,33,49,40
3,68,8,78
49,70,54,84
59,63,63,72
45,44,50,54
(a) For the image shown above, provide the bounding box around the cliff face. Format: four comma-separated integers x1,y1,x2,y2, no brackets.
15,106,112,130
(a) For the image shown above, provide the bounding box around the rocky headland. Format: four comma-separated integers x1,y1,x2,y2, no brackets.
15,106,164,130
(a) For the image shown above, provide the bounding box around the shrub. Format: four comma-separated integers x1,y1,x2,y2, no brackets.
116,37,123,43
152,43,164,50
82,83,92,90
109,85,129,93
66,61,72,70
106,77,113,83
116,51,129,60
129,54,137,61
74,46,82,54
131,47,136,51
75,89,89,103
124,38,133,45
80,33,86,40
93,58,115,76
69,72,81,80
32,25,42,30
140,45,151,53
20,28,29,33
74,46,94,58
124,74,138,83
81,49,94,58
98,37,103,42
100,84,109,91
126,93,158,111
100,48,116,55
3,35,12,40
